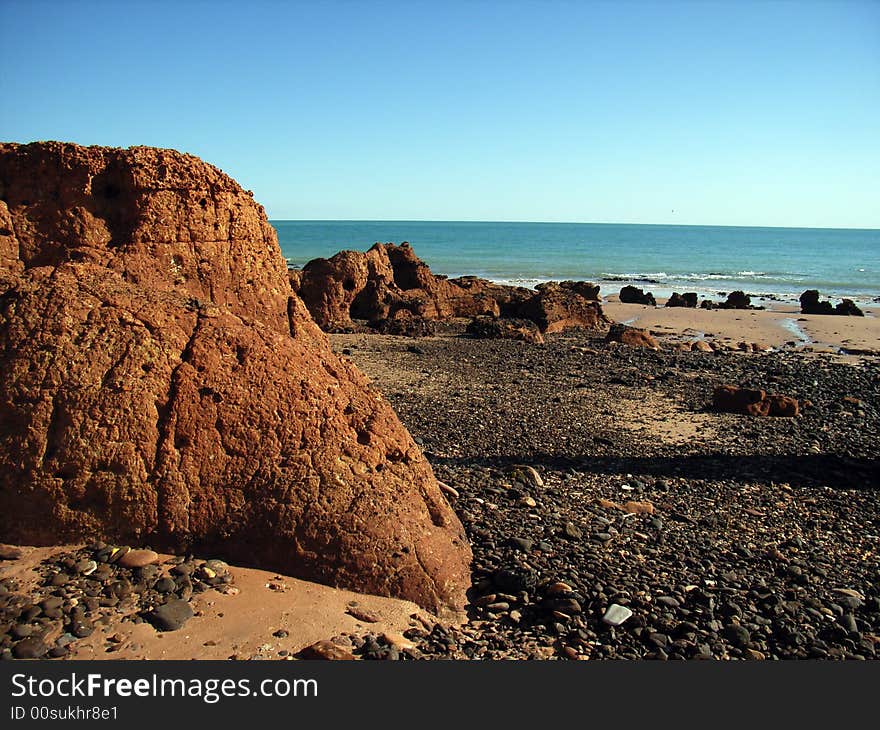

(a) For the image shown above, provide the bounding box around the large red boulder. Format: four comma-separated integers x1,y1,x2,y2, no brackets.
0,142,471,615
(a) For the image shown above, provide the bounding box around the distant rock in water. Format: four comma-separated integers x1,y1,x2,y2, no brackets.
0,141,471,615
800,290,864,317
666,292,698,308
293,243,609,335
718,290,751,309
619,285,656,306
701,291,762,311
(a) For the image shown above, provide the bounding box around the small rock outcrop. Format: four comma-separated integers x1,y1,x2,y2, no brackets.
295,243,504,331
466,316,544,344
0,141,471,615
372,310,436,337
606,323,659,350
713,385,799,417
718,291,752,309
619,285,656,306
700,291,763,311
515,281,606,334
666,292,698,308
800,290,864,317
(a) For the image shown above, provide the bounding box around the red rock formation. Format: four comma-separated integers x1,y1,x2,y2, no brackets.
713,385,799,417
294,242,504,330
516,282,607,334
606,323,660,350
0,142,471,615
294,243,609,336
296,246,396,331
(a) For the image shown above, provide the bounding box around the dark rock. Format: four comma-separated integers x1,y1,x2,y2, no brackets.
372,311,436,337
619,286,656,306
666,292,698,308
154,577,177,594
12,637,47,659
723,624,751,648
800,290,863,316
70,619,94,638
508,537,534,553
145,599,194,632
11,624,32,639
718,291,751,309
466,316,544,344
40,596,63,611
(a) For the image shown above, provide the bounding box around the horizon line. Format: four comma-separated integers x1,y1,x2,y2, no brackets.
267,218,880,232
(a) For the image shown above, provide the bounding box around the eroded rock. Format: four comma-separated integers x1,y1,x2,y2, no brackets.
0,142,471,615
293,243,608,336
606,323,659,350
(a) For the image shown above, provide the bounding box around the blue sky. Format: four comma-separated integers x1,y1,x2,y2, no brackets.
1,0,878,227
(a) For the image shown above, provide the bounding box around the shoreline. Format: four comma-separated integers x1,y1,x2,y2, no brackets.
602,299,880,355
287,259,880,311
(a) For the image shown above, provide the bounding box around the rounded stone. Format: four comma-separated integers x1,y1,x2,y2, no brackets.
118,549,159,569
12,637,47,659
11,624,33,639
70,619,94,638
145,599,194,632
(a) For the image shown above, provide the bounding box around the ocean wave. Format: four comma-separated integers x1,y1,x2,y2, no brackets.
599,271,814,284
475,277,878,308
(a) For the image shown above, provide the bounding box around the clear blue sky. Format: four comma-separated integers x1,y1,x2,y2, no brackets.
1,0,878,227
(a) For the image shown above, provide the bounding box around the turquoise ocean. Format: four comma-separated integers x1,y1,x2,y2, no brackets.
272,221,880,306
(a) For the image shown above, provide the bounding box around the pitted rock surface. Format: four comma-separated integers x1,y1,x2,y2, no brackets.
0,142,471,615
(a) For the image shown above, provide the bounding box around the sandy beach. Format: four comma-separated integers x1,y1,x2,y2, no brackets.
0,544,435,661
603,298,880,354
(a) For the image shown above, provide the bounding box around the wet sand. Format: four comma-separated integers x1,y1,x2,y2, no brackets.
603,299,879,353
